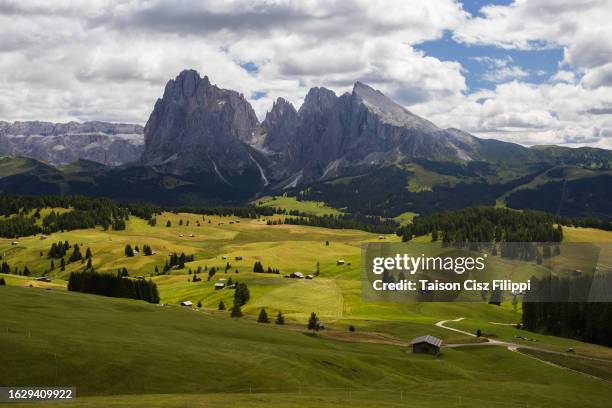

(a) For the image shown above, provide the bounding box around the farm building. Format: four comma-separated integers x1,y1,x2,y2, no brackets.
410,335,442,356
290,272,305,279
306,274,314,280
336,259,345,265
180,301,193,307
235,256,243,261
214,282,225,290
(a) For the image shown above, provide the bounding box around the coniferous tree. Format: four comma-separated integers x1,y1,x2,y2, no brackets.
308,312,320,332
275,311,285,325
85,247,92,259
1,262,9,274
197,301,202,308
489,289,502,306
124,244,134,257
68,244,82,263
230,300,242,318
22,266,30,276
218,300,226,311
166,220,171,227
257,308,270,323
60,258,65,271
0,277,5,285
234,282,250,306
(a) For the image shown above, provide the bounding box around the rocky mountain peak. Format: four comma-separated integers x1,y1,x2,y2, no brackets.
352,81,437,130
263,98,297,125
141,69,262,181
299,87,338,115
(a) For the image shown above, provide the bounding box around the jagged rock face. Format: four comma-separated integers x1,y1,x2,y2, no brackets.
0,121,143,166
262,97,298,154
261,82,477,184
141,70,263,182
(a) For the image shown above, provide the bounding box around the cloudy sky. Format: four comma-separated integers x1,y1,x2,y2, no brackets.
1,0,611,148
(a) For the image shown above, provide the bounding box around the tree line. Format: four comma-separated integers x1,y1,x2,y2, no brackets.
253,261,280,274
275,213,398,234
397,207,564,243
522,273,612,347
67,270,160,304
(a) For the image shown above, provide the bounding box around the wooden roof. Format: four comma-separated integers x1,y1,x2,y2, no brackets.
410,335,442,347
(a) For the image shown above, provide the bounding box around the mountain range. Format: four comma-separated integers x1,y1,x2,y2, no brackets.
0,69,610,219
0,121,143,166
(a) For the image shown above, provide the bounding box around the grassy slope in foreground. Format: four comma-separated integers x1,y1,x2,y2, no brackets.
2,285,612,408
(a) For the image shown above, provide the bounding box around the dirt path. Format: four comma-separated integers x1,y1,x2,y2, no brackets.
435,317,612,383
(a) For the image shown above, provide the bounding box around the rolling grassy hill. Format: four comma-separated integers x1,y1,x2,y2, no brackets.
2,211,612,407
2,285,612,408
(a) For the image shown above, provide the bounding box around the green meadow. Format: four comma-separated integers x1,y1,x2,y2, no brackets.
1,212,612,407
255,195,343,216
2,286,612,408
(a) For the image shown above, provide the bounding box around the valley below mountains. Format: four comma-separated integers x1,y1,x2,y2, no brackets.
0,69,610,219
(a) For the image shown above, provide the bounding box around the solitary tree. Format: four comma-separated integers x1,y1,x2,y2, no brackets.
315,262,320,277
0,277,5,285
476,329,482,337
308,312,320,332
349,325,355,332
275,311,285,325
166,220,171,227
85,247,92,259
234,282,250,306
218,300,226,311
197,301,202,308
257,308,270,323
124,244,134,257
